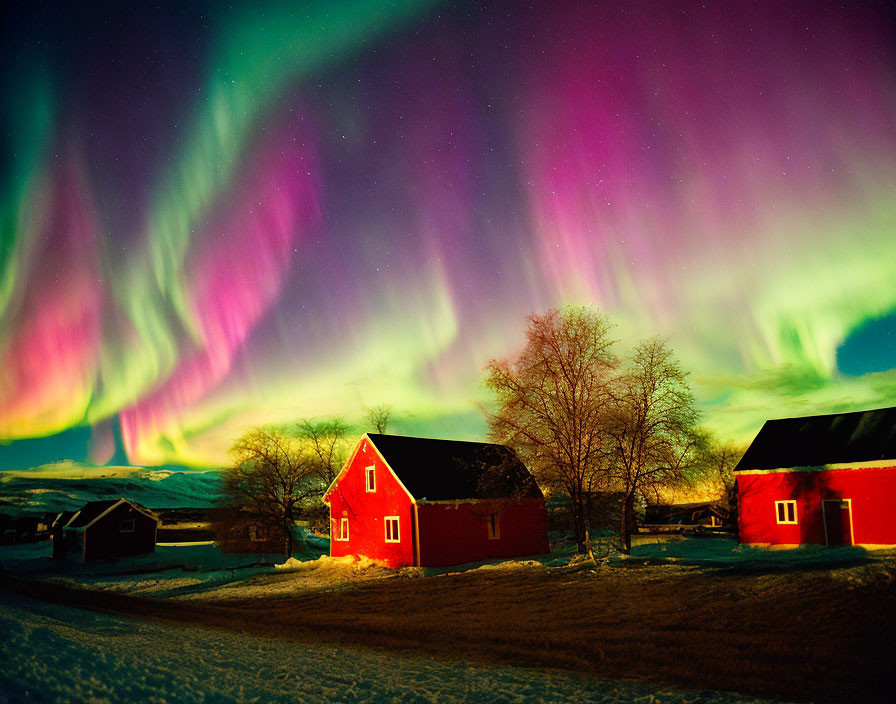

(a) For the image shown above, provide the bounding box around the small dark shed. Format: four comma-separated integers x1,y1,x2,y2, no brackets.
0,513,55,545
215,515,286,554
644,502,731,528
52,511,77,559
59,499,158,562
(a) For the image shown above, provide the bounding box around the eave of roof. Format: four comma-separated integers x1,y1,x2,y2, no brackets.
65,499,158,530
735,459,896,475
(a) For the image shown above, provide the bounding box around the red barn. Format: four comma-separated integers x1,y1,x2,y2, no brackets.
735,406,896,547
323,434,550,567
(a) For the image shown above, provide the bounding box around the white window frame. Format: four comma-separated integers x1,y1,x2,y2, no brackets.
119,519,135,533
384,516,400,543
365,465,376,492
775,500,797,525
487,512,501,540
336,517,349,541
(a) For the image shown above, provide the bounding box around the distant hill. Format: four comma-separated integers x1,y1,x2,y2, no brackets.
0,461,221,515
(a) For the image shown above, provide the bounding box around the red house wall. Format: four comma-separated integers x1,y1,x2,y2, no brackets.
326,438,416,568
417,499,549,567
737,465,896,545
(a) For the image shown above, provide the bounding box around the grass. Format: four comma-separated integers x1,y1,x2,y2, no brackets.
3,553,894,703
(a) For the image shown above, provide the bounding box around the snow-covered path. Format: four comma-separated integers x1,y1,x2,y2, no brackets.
0,589,783,704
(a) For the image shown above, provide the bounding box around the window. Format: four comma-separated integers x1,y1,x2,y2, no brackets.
336,517,349,541
365,465,376,492
775,500,797,524
487,513,501,540
119,519,135,533
384,516,400,542
248,525,265,542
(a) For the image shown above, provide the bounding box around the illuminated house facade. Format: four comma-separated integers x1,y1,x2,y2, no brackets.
323,434,550,567
735,407,896,547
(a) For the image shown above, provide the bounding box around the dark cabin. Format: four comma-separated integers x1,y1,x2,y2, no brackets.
643,502,732,529
59,499,159,562
0,513,55,545
215,514,287,554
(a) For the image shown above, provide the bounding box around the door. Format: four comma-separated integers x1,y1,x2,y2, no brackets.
822,499,853,546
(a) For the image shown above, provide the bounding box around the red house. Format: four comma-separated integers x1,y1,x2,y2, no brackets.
735,406,896,547
323,434,550,567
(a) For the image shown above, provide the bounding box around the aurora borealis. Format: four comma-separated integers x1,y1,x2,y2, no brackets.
1,0,895,469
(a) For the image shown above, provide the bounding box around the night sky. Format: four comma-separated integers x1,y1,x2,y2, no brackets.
2,0,895,469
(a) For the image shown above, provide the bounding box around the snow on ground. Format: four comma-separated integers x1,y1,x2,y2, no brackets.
4,534,893,702
624,534,896,587
4,533,895,602
468,559,545,572
0,588,787,704
0,541,287,599
188,553,415,600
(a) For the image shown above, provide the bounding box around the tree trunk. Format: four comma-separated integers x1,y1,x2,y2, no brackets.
625,493,637,537
571,493,587,553
619,493,633,554
284,523,294,558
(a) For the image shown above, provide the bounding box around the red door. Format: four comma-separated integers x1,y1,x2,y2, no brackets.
822,500,852,546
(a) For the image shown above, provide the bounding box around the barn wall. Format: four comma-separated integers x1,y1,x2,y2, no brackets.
737,465,896,545
83,503,157,560
417,498,549,567
327,438,416,568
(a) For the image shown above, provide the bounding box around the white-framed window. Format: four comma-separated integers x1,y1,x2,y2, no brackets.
384,516,400,542
365,465,376,492
775,500,797,524
119,519,135,533
336,517,349,541
487,513,501,540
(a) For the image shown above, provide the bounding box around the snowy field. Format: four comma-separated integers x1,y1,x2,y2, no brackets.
0,587,785,704
2,534,892,702
2,533,893,602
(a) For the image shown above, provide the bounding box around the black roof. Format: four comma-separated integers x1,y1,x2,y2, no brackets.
67,499,155,528
67,500,121,528
735,406,896,472
52,510,77,528
366,434,543,501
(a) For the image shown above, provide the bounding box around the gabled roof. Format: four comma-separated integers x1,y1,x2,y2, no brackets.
66,499,158,529
735,406,896,472
52,510,77,529
363,434,543,501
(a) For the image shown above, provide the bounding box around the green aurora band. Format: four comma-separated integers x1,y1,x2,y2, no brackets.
1,0,895,467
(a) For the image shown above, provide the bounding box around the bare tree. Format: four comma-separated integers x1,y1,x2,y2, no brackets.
218,427,321,557
606,337,700,553
363,404,392,433
694,433,744,513
298,418,352,488
483,307,618,552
